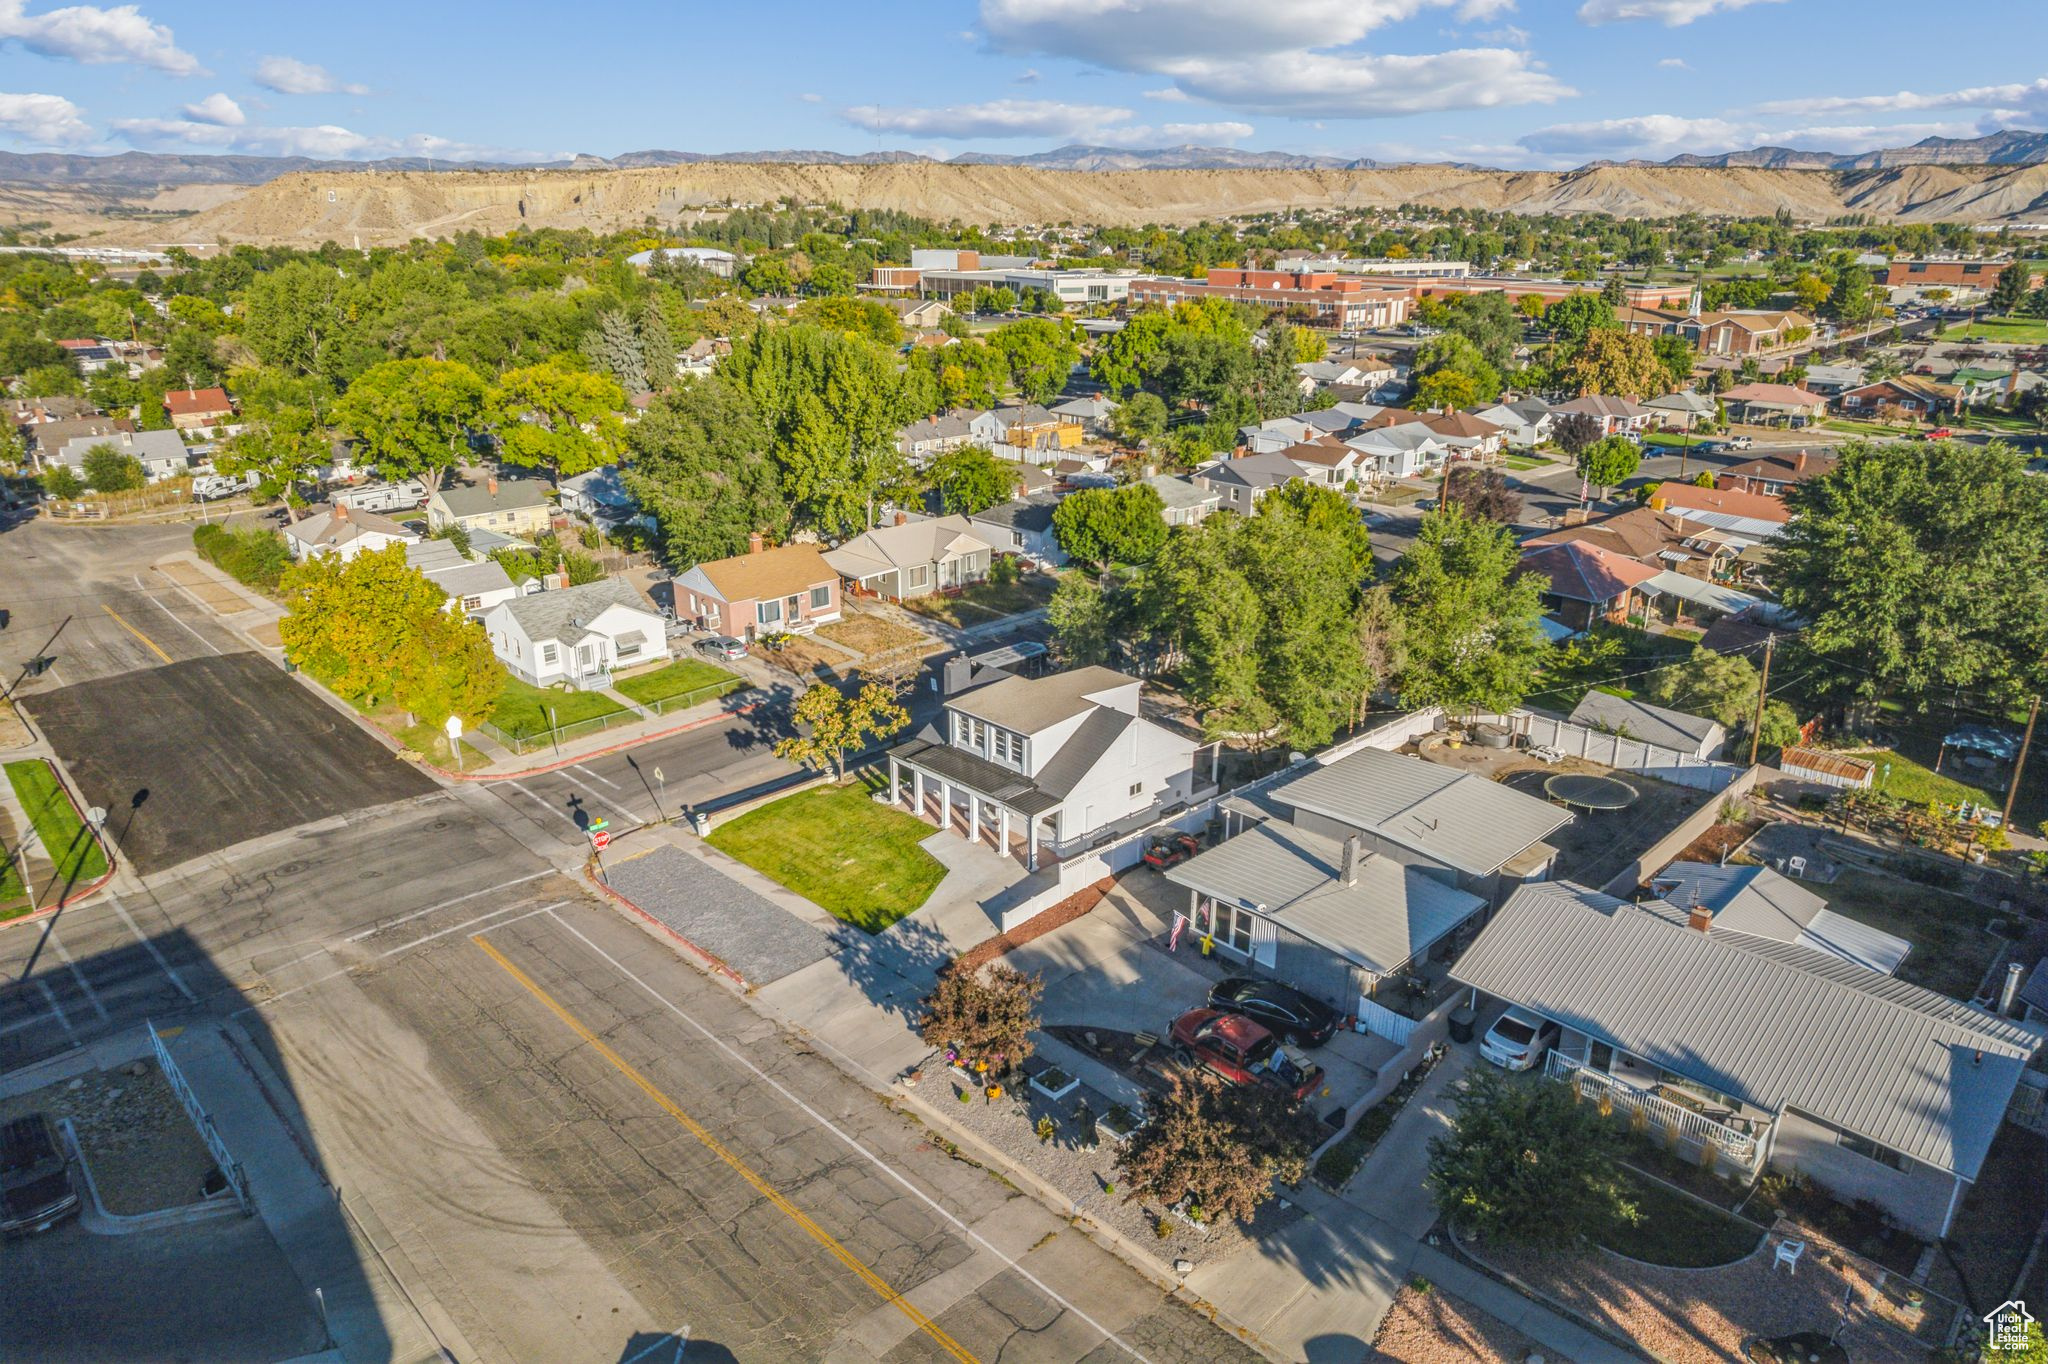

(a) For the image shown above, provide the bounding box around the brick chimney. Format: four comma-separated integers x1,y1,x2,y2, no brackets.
748,531,765,555
487,475,498,497
894,510,909,526
1340,833,1363,887
1688,899,1712,933
1793,450,1809,472
332,501,349,522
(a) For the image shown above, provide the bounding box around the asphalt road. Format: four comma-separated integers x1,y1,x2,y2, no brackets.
0,519,1256,1364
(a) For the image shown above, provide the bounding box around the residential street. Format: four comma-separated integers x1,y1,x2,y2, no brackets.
0,520,1262,1364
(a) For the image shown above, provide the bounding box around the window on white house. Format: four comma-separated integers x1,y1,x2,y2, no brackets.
1011,531,1024,548
1837,1132,1907,1171
1129,781,1143,797
992,729,1023,765
462,596,481,611
540,643,558,665
758,599,782,625
809,584,831,609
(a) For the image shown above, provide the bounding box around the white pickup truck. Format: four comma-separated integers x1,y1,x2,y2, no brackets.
191,471,258,501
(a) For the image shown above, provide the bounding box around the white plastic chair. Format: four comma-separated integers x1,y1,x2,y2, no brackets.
1786,855,1808,879
1773,1238,1806,1275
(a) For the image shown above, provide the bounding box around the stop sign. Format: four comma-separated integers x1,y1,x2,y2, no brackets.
591,829,611,850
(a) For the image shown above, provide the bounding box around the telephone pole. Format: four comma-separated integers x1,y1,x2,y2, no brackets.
1748,635,1774,766
2001,694,2039,831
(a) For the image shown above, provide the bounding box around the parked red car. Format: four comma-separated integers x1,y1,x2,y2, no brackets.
1141,832,1200,870
1169,1008,1324,1103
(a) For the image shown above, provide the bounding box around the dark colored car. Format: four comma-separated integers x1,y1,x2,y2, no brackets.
1,1113,79,1237
1169,1007,1324,1103
1141,832,1200,870
1206,977,1341,1048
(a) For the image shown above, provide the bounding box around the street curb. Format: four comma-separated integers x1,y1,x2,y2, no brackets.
0,756,119,931
426,699,766,783
582,866,750,989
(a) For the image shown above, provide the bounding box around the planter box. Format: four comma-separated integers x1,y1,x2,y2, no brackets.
1098,1103,1144,1143
1029,1067,1079,1101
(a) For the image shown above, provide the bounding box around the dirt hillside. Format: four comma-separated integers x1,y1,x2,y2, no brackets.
66,160,2048,247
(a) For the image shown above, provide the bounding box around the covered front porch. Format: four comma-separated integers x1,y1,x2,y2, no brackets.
886,749,1061,872
1544,1048,1771,1178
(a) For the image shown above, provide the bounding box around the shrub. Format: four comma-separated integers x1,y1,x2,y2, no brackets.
193,523,292,593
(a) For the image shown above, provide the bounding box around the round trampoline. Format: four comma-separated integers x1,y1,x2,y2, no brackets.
1545,772,1640,812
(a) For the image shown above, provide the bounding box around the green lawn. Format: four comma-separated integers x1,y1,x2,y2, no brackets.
1941,315,2048,345
1861,748,1997,810
613,658,741,707
4,759,109,891
708,781,946,932
1808,868,2002,1001
900,575,1056,628
1820,419,1904,437
1597,1166,1765,1268
1502,453,1552,470
487,675,626,740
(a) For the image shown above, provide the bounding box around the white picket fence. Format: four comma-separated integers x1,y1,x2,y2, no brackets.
1476,711,1742,793
1356,997,1419,1046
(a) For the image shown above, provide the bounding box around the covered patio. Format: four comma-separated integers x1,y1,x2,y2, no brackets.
887,738,1062,871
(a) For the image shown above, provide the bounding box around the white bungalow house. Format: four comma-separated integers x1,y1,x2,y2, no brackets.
282,503,419,562
481,577,666,690
823,512,995,602
886,663,1200,871
406,539,520,618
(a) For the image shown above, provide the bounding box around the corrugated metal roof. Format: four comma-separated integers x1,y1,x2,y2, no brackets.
1643,864,1910,975
947,666,1134,734
1451,883,2041,1178
1166,818,1484,976
1642,570,1760,616
1273,747,1572,877
1569,691,1725,754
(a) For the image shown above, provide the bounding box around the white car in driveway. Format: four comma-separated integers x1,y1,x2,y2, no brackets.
1479,1006,1562,1072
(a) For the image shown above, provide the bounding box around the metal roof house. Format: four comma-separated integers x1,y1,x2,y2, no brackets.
884,665,1199,872
1645,861,1911,977
1567,691,1727,760
1453,882,2042,1238
1162,747,1570,1026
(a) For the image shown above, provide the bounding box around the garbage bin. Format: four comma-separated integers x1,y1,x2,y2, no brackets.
691,811,711,838
1448,1006,1476,1045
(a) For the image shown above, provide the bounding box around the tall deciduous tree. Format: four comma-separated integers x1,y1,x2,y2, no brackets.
928,444,1013,516
1443,465,1523,523
623,376,788,568
1052,483,1167,569
772,681,909,780
335,357,489,489
1427,1066,1638,1249
1563,330,1665,399
1776,439,2048,705
988,318,1080,405
1576,436,1642,498
1390,506,1549,715
80,443,144,491
1544,291,1619,347
1641,648,1798,752
489,359,629,486
1110,391,1168,448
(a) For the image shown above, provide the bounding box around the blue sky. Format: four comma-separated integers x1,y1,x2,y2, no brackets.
0,0,2042,169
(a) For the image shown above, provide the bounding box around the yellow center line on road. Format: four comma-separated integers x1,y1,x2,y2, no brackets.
470,934,984,1364
101,604,171,664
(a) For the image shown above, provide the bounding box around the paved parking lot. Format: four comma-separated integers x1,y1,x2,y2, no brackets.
21,653,434,875
0,1216,324,1362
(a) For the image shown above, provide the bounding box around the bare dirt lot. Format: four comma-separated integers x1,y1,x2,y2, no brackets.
0,1057,213,1214
20,653,434,874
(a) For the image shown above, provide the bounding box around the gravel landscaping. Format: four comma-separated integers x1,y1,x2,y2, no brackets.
1476,1228,1943,1363
913,1062,1305,1272
0,1059,215,1215
1366,1282,1542,1363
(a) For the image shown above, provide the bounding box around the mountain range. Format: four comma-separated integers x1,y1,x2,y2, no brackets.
0,130,2041,190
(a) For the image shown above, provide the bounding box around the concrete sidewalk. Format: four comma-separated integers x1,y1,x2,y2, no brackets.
162,1022,461,1364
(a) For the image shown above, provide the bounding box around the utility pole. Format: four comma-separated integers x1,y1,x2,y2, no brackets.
1748,634,1774,766
2001,694,2039,831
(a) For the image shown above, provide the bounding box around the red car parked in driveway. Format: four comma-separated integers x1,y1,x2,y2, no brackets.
1168,1008,1324,1103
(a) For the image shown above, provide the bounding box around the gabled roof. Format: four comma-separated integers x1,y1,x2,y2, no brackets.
1528,505,1699,564
947,664,1134,735
822,515,994,580
1452,883,2039,1179
1422,410,1503,440
1721,449,1836,485
1203,450,1302,490
1641,390,1716,416
1146,473,1222,511
1722,382,1824,407
163,386,232,416
1653,481,1792,527
50,427,188,469
1848,375,1958,402
560,465,639,509
285,504,416,551
1554,394,1651,419
1278,437,1358,468
406,539,515,600
1644,862,1910,976
1271,747,1572,879
969,492,1060,534
494,576,655,647
691,542,836,603
1518,539,1660,603
436,476,552,517
1568,691,1725,754
1166,816,1486,976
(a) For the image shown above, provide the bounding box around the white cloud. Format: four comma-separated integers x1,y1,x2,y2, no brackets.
0,0,199,74
179,92,244,127
1520,113,1747,157
1576,0,1783,23
797,92,822,103
1015,67,1041,83
253,55,367,96
0,90,90,144
1657,56,1688,68
1143,87,1191,102
843,98,1133,140
979,0,1572,118
112,115,549,163
1756,78,2048,118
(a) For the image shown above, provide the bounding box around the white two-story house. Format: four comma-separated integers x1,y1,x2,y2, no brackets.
481,577,666,691
886,664,1199,871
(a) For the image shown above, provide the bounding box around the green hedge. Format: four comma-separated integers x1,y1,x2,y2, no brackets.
193,523,291,594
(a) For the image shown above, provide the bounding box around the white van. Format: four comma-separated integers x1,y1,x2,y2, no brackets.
333,480,427,514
